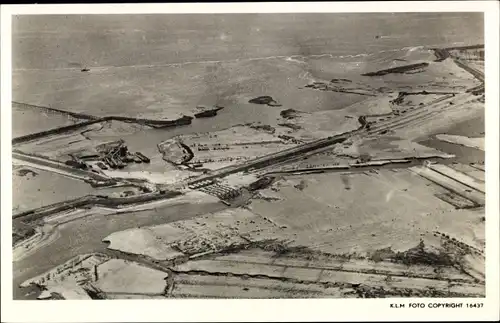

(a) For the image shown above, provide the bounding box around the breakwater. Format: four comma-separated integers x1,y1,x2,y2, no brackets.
442,44,484,51
390,91,459,105
12,101,98,120
12,103,194,145
12,119,106,145
263,156,452,176
194,107,224,119
13,101,194,127
110,115,193,128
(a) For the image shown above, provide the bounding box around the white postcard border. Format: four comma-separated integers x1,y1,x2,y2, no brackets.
1,2,499,322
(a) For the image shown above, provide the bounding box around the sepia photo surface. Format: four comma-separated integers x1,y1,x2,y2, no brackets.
2,2,499,322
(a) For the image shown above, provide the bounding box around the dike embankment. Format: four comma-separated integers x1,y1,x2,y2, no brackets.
12,102,194,145
110,115,193,128
432,44,484,62
431,44,485,83
13,190,183,222
453,59,484,83
12,119,107,145
262,156,454,176
13,101,98,120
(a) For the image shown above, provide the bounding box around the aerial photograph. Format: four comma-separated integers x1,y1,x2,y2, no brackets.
11,12,485,300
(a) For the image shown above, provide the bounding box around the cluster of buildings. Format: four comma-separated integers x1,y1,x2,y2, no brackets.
66,141,150,171
99,143,150,169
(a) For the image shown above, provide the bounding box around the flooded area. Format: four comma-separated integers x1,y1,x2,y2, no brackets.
12,105,78,138
446,114,485,137
13,200,227,299
419,113,484,164
419,139,484,164
12,56,367,124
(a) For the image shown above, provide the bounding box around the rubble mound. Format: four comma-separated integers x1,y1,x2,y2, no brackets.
248,96,282,107
331,78,352,83
392,240,455,267
194,106,224,119
362,62,429,76
280,109,301,119
249,124,276,134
